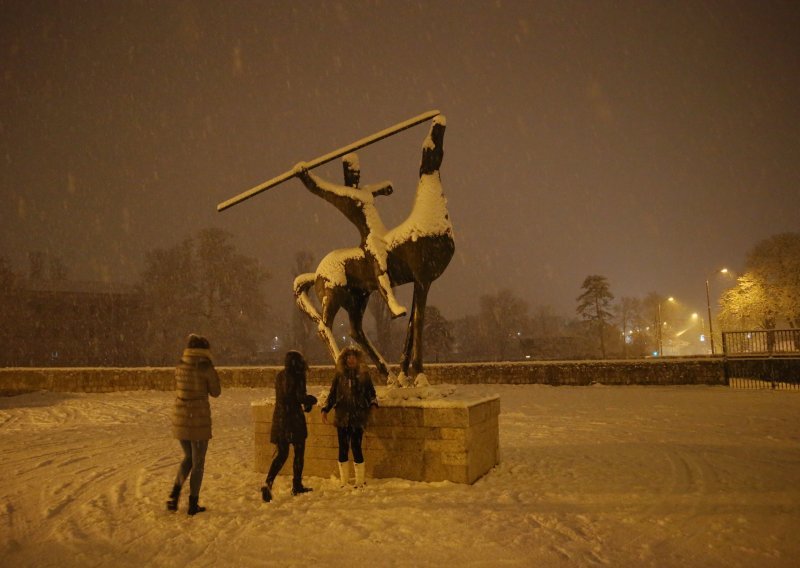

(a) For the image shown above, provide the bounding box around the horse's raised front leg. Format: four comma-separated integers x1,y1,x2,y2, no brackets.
317,292,342,363
347,293,392,383
294,273,341,363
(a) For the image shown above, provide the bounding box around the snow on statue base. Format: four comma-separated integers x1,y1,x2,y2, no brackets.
252,388,500,484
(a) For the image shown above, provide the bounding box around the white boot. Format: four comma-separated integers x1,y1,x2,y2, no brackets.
354,461,366,488
337,461,350,488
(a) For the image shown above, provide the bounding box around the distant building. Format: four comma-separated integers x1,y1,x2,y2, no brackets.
1,279,145,366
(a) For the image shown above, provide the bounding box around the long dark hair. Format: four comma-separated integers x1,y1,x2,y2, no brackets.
284,350,307,378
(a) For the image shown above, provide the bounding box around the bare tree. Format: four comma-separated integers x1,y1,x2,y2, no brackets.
424,305,453,362
290,251,315,354
451,314,482,361
530,305,562,338
615,297,643,358
478,289,529,361
368,298,394,359
576,275,614,359
139,228,271,364
641,292,666,355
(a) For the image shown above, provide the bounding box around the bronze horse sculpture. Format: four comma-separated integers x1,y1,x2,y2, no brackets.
293,115,453,384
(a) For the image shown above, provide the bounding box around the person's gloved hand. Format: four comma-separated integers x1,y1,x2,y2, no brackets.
302,394,318,413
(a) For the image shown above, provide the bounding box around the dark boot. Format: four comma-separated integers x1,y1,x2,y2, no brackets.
187,495,206,516
291,480,313,496
261,479,274,503
166,484,181,512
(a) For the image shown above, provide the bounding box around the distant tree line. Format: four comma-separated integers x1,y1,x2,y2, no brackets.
2,231,797,367
428,232,800,361
568,233,800,358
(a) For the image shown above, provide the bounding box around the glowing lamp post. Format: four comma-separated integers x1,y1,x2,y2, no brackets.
657,297,675,356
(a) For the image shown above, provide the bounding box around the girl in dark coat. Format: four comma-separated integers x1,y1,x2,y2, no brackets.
321,346,378,488
262,350,317,502
167,333,221,516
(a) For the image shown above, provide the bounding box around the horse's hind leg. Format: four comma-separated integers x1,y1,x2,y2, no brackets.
347,293,391,382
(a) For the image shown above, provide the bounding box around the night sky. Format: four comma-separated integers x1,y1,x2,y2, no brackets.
2,0,799,325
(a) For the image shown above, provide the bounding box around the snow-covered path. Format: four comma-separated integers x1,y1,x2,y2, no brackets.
1,385,799,567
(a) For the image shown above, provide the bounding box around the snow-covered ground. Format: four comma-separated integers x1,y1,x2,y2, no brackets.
1,384,799,567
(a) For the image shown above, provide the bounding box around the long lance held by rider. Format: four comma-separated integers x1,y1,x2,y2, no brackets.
216,109,440,212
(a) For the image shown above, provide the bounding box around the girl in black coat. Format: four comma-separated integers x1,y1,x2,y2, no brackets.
262,350,316,502
321,346,378,488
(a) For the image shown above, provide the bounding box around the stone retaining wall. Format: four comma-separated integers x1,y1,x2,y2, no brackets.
0,358,727,395
253,395,500,484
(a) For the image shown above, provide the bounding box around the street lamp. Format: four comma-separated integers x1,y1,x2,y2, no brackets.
691,312,703,354
657,296,675,356
705,268,729,356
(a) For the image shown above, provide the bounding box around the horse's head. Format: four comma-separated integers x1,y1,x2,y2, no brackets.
419,115,446,176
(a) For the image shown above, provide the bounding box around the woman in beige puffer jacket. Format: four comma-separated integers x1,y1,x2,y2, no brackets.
166,334,221,515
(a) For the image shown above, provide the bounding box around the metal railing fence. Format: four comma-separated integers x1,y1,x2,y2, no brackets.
722,329,800,356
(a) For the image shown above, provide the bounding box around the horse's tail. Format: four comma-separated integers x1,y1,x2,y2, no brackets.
293,272,322,325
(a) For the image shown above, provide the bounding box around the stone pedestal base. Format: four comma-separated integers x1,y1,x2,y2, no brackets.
252,390,500,484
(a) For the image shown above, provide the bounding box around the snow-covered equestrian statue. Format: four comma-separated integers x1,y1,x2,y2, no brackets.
217,110,452,385
294,115,453,384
